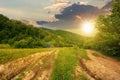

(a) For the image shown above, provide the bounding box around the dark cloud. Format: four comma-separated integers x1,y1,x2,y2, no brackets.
102,1,111,9
100,1,112,15
37,2,111,29
55,3,99,20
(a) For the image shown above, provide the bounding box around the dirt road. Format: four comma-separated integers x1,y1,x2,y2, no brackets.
79,50,120,80
0,49,120,80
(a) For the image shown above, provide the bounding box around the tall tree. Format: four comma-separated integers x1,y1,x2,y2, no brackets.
92,0,120,56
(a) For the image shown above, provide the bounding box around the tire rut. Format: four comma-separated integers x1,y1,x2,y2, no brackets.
12,50,59,80
34,50,59,80
78,50,120,80
77,56,101,80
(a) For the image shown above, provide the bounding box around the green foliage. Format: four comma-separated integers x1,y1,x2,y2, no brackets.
43,29,83,47
112,0,120,17
75,48,90,60
84,0,120,56
0,14,83,48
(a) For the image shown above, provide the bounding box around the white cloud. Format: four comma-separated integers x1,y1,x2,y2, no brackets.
44,3,68,11
54,0,69,3
80,1,88,5
49,15,59,21
44,0,70,11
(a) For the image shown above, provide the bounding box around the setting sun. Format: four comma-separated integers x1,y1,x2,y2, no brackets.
81,21,96,37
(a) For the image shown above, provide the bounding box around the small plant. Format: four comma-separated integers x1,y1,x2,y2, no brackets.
80,74,88,80
16,78,22,80
92,52,99,57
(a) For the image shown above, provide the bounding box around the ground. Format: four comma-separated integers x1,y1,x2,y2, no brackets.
0,48,120,80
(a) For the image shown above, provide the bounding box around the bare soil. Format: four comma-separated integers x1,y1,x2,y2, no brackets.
0,50,56,80
79,50,120,80
12,50,59,80
1,49,120,80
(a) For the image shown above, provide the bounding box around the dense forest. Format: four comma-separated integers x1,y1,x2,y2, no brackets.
83,0,120,56
0,15,83,48
0,0,120,57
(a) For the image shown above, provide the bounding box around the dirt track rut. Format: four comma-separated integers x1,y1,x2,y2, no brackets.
78,50,120,80
0,50,59,80
0,49,120,80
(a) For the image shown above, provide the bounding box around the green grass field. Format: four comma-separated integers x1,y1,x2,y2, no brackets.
50,48,88,80
0,48,52,64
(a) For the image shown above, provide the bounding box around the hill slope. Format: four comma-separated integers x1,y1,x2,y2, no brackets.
0,14,83,48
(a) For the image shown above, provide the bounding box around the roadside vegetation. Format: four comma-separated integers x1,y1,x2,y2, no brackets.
50,48,88,80
75,48,90,60
0,44,11,49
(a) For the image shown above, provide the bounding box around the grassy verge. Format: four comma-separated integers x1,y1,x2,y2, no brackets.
50,48,88,80
0,48,52,64
0,44,11,49
50,48,78,80
75,48,90,60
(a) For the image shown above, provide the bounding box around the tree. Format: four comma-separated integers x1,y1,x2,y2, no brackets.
92,0,120,56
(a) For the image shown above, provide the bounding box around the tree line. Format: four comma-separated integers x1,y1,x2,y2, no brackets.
0,15,83,48
83,0,120,56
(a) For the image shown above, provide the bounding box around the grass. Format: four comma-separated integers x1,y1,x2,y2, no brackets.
16,78,22,80
0,47,89,80
75,48,90,60
80,73,89,80
92,52,99,57
0,44,11,49
0,48,52,64
50,48,88,80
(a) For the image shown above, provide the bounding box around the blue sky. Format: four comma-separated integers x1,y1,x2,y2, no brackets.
0,0,111,21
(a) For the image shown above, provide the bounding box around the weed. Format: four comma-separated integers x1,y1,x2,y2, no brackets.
92,52,99,57
76,49,90,60
50,48,88,80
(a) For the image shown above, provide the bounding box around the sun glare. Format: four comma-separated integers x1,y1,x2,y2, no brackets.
81,21,96,37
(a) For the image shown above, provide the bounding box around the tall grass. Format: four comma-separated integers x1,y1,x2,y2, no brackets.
50,48,78,80
0,48,52,64
0,44,11,49
75,48,90,60
50,48,89,80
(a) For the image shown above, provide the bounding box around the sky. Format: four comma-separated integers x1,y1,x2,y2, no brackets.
0,0,112,34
